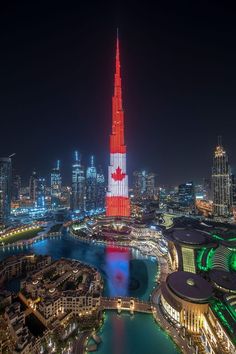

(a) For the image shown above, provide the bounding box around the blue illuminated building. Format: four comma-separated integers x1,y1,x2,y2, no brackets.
86,155,97,211
36,177,46,208
71,151,85,212
51,160,62,209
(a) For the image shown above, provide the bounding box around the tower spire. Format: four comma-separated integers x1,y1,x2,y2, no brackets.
218,135,222,147
106,32,130,217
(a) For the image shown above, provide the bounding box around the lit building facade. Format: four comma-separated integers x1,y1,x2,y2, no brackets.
86,156,97,211
51,160,62,209
106,34,130,217
19,259,102,327
160,271,213,333
165,226,214,274
71,151,85,212
212,139,232,217
0,158,12,226
201,306,236,354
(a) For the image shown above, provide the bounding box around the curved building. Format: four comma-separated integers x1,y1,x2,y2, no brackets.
165,227,216,273
209,270,236,293
160,271,213,333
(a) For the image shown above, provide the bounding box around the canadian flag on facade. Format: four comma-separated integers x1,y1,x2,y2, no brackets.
106,34,130,217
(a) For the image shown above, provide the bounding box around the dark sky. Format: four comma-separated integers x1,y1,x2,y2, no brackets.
1,1,236,186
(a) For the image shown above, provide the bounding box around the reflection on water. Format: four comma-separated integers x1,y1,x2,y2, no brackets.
0,235,180,353
112,313,126,354
106,246,130,297
0,234,156,301
96,312,180,354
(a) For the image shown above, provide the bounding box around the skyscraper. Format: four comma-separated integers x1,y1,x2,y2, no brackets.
71,151,85,212
212,138,232,217
51,160,62,209
29,171,37,203
106,33,130,217
0,157,12,226
36,177,46,208
133,170,156,201
96,166,106,209
12,174,21,202
178,182,195,210
86,156,97,211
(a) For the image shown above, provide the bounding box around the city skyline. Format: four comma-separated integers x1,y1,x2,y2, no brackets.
0,4,236,353
1,3,236,185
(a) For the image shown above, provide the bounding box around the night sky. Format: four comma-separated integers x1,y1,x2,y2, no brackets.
1,1,236,186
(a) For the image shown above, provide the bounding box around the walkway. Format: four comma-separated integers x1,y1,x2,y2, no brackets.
101,297,152,314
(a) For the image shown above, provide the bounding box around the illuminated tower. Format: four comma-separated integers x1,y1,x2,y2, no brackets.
71,151,85,212
212,137,232,217
86,155,97,211
106,32,130,217
36,177,46,208
51,160,62,209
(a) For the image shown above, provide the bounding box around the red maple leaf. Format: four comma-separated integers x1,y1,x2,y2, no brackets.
112,166,126,181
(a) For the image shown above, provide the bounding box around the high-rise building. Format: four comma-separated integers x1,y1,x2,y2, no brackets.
106,33,130,217
29,171,38,203
203,178,212,200
0,158,12,225
231,174,236,207
96,166,105,209
133,171,144,200
51,160,62,209
146,172,156,199
86,156,97,211
71,151,85,212
36,177,46,208
12,174,21,202
133,170,156,201
178,182,195,209
212,138,232,217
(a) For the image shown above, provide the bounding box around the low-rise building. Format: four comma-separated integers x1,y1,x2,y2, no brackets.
20,258,102,327
0,254,51,285
160,271,213,333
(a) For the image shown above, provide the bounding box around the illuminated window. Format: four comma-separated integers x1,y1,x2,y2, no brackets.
182,247,196,273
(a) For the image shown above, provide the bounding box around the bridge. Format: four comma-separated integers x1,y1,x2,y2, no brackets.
101,297,152,314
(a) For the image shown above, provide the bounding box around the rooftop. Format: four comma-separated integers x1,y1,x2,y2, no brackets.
167,271,213,302
209,270,236,291
171,216,236,247
166,227,210,246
